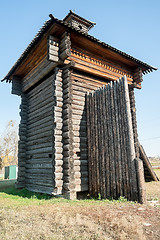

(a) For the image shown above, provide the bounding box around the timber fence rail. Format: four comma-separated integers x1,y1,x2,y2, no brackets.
86,76,146,203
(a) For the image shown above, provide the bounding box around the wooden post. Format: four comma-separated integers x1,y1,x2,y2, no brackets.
135,158,146,204
129,88,139,159
122,76,138,201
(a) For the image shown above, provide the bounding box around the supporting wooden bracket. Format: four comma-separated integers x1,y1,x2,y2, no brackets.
12,75,22,96
62,60,75,70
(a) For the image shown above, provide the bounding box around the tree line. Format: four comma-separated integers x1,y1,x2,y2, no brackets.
0,120,18,169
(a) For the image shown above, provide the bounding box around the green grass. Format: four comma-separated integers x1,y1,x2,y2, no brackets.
0,182,135,209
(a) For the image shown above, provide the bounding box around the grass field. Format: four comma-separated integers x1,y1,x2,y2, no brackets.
145,169,160,202
0,177,160,240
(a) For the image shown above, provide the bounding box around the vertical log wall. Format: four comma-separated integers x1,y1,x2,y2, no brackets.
70,71,110,194
86,76,146,203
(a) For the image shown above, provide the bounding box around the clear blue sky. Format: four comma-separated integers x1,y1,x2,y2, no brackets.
0,0,160,156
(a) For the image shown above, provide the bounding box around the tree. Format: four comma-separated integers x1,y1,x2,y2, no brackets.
0,158,2,170
0,120,18,167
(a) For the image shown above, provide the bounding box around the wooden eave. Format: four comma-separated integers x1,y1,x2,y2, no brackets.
2,16,157,82
70,32,137,71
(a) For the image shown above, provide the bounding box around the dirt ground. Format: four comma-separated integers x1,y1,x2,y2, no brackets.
0,197,160,240
0,171,159,240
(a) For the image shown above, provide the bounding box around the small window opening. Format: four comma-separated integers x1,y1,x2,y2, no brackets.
78,25,82,30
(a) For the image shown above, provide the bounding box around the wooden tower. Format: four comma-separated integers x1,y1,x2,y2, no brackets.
2,11,158,201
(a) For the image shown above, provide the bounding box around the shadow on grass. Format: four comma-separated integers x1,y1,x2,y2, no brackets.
0,185,53,200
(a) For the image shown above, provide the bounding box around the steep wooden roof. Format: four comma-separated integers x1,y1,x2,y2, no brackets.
2,12,157,82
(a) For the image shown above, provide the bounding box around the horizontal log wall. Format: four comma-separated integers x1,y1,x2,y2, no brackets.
16,93,27,188
71,71,110,193
22,58,58,92
24,69,59,194
86,76,146,203
12,76,22,96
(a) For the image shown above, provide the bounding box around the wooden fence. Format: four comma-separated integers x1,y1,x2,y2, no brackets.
86,76,146,203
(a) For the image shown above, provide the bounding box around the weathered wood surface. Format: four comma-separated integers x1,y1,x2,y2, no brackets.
70,48,135,85
52,68,63,195
12,76,22,96
139,143,159,182
59,32,71,61
20,67,63,195
86,76,146,203
47,35,59,62
24,71,54,192
16,93,27,189
62,68,76,199
129,88,139,158
70,71,111,193
22,58,58,92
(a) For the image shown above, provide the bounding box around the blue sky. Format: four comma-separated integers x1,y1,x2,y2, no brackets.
0,0,160,156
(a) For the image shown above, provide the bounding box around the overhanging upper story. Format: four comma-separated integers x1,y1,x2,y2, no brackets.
2,11,157,91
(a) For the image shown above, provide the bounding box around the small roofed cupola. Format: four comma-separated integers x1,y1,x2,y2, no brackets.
63,10,96,34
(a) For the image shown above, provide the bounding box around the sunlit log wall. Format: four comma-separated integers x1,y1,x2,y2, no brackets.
86,76,146,203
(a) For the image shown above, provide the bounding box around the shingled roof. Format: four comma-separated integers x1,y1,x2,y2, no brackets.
2,11,157,82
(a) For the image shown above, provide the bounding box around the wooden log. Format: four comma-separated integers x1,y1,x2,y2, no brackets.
17,93,28,188
26,158,52,164
26,142,52,151
25,168,53,174
27,93,53,113
27,75,53,99
22,59,57,92
27,125,53,137
101,86,108,197
113,81,122,198
26,146,52,155
59,38,71,50
100,88,106,198
26,184,54,195
139,143,159,181
59,49,71,61
12,76,22,96
123,76,138,201
106,83,114,199
25,178,53,187
27,116,53,129
129,88,139,158
48,55,59,62
135,159,146,204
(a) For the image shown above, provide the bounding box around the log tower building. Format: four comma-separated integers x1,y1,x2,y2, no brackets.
2,11,158,201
